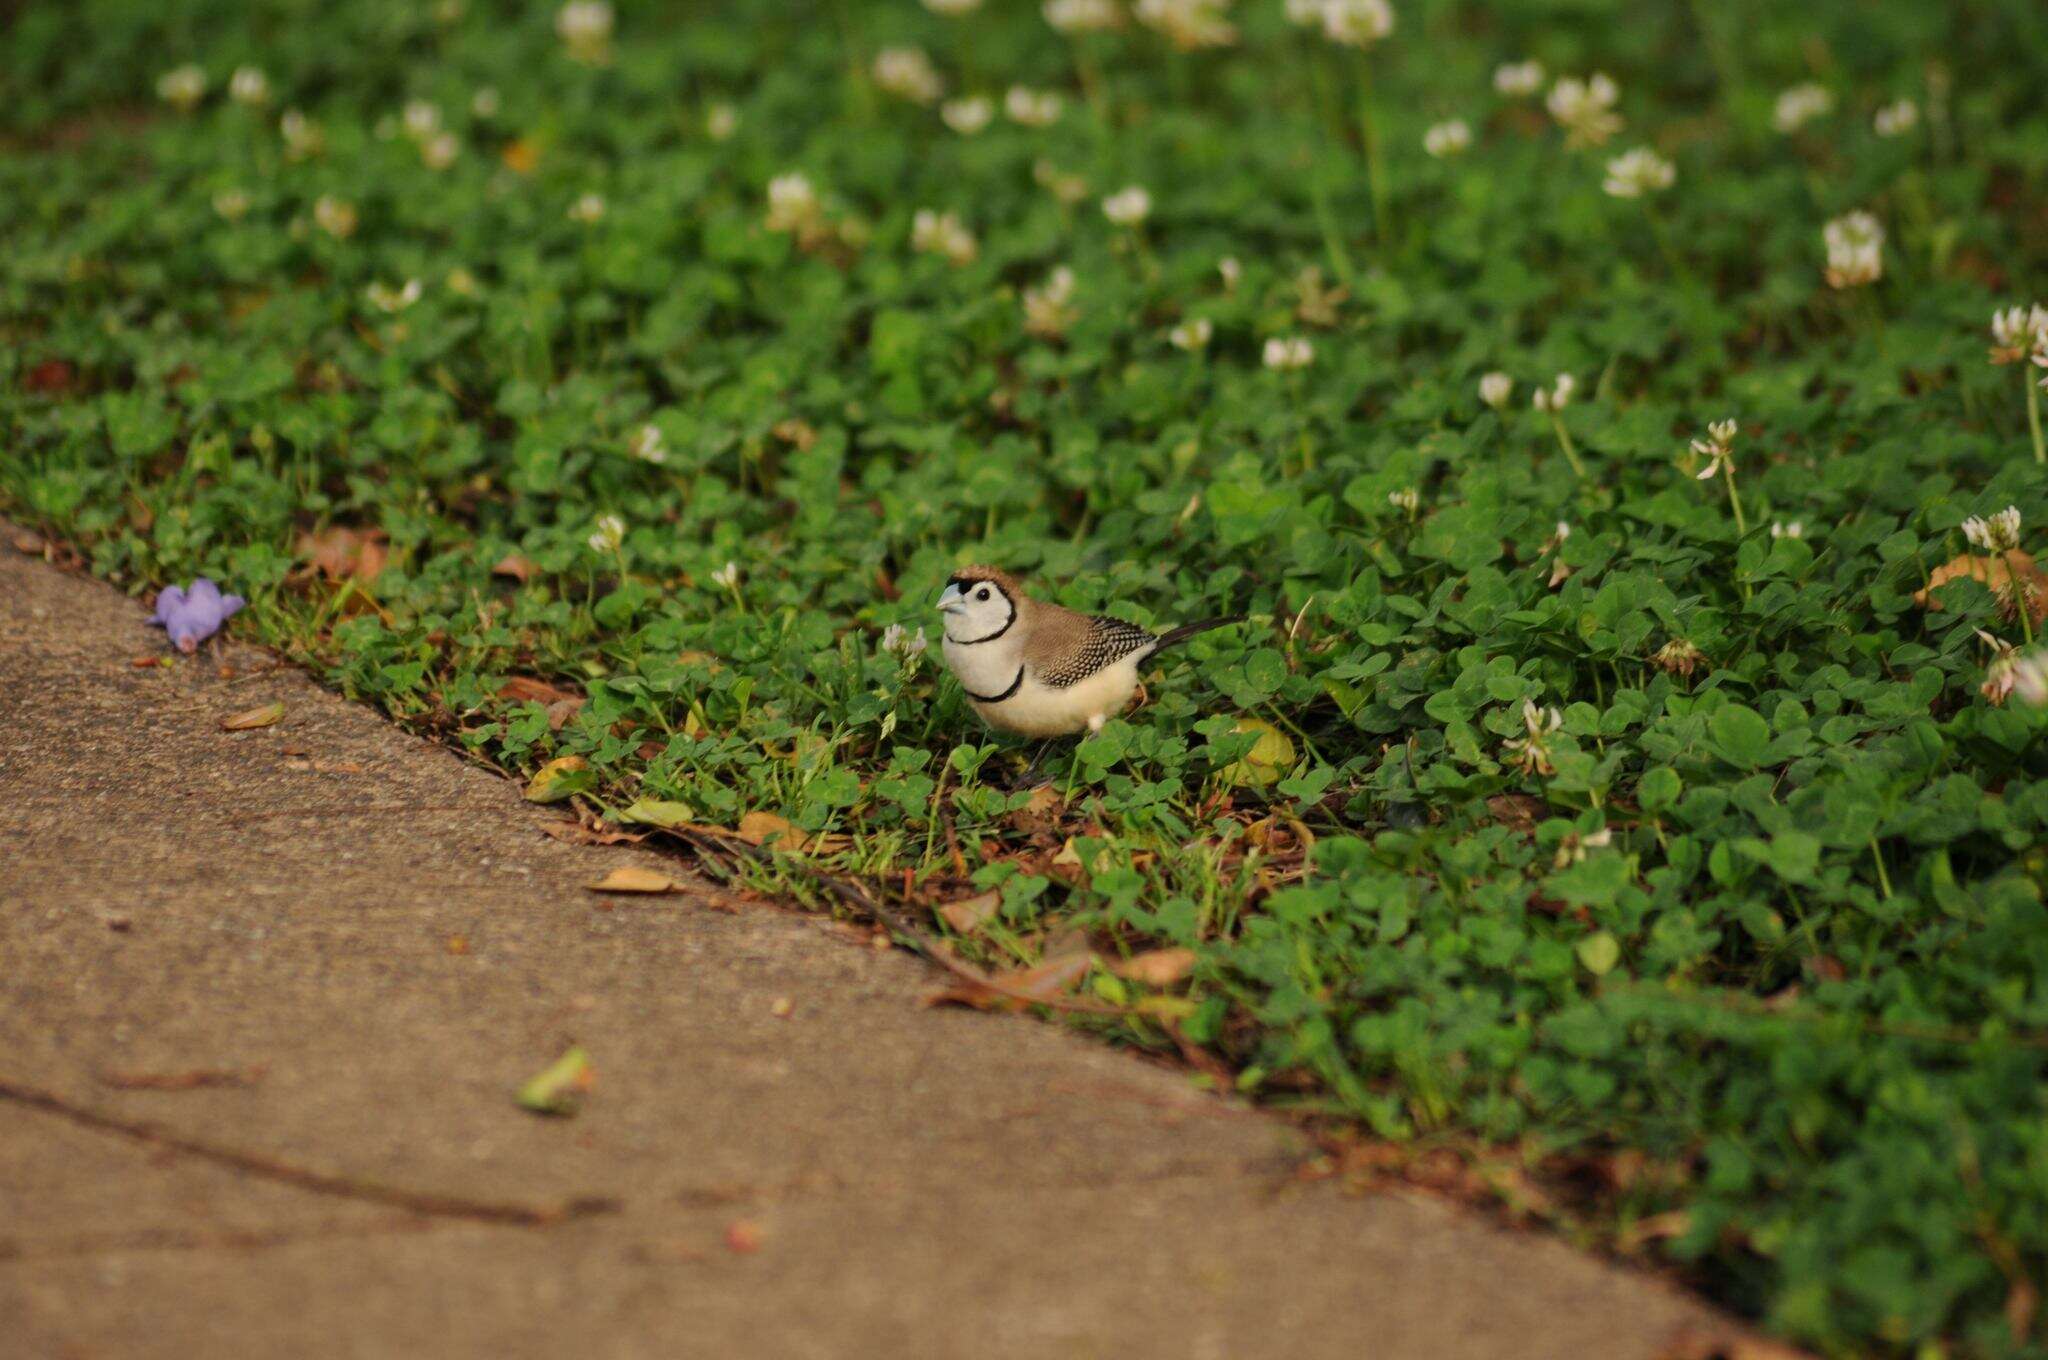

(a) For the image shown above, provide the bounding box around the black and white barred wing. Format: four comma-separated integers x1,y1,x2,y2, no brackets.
1037,616,1158,688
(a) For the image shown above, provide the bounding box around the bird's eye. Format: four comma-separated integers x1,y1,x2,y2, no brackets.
975,587,990,601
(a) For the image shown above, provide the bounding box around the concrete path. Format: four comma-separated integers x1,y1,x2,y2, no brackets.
0,531,1735,1359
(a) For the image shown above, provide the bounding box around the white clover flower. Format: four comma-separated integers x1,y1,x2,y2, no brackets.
471,87,501,119
1045,0,1121,32
157,65,207,110
629,424,668,464
1544,520,1573,586
924,0,983,13
710,561,740,590
941,95,994,135
588,514,626,552
1006,85,1065,127
1023,265,1080,338
1503,700,1564,775
420,131,460,170
1689,418,1738,480
1169,317,1213,351
312,195,358,239
1135,0,1236,50
1603,146,1674,198
1979,630,2020,706
1423,119,1472,158
1282,0,1323,23
1387,487,1420,514
280,108,324,160
1770,521,1804,540
1032,158,1089,204
228,66,269,107
2012,649,2048,707
1873,100,1918,137
911,208,978,265
366,278,423,313
1479,372,1512,409
1961,505,2022,552
1218,256,1242,290
765,172,821,233
1553,825,1612,867
213,189,251,221
706,102,739,141
873,47,943,104
568,192,607,223
402,100,441,139
1263,336,1314,370
1772,82,1832,134
1532,373,1575,412
1989,304,2048,361
1494,60,1544,97
1321,0,1394,47
1823,211,1884,289
556,1,614,62
881,622,930,658
1547,73,1623,148
1102,184,1152,226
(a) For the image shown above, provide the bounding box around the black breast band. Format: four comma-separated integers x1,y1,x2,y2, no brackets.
964,665,1025,704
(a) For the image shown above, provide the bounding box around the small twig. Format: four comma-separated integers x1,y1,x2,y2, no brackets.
0,1074,620,1226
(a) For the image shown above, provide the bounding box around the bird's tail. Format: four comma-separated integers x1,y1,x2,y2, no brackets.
1150,616,1243,654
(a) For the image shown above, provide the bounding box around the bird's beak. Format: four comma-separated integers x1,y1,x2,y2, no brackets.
935,583,966,614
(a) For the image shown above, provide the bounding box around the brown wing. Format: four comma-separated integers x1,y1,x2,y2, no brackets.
1029,610,1158,689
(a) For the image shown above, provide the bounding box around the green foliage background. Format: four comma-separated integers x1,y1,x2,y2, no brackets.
4,1,2047,1352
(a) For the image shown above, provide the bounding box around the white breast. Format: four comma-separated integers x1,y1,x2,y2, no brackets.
971,656,1143,737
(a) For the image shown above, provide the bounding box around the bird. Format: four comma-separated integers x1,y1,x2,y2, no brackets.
935,566,1239,737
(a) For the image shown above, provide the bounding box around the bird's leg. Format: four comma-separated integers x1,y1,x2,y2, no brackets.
1014,740,1056,790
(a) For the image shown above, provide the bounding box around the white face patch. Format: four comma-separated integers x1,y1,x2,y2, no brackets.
937,579,1014,644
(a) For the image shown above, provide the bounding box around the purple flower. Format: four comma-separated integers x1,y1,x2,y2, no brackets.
150,578,245,653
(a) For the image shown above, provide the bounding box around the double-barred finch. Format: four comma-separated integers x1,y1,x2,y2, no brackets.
935,567,1240,737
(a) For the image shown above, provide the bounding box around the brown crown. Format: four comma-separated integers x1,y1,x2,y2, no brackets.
946,565,1023,596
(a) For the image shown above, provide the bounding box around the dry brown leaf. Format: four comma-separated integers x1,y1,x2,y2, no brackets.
2010,1279,2041,1346
297,525,389,581
1617,1209,1693,1251
491,553,536,583
936,890,1001,934
724,1219,764,1254
587,865,685,894
11,530,48,555
1111,947,1198,987
220,701,285,731
1486,793,1546,833
736,810,805,849
1914,550,2048,625
925,951,1094,1012
497,676,583,707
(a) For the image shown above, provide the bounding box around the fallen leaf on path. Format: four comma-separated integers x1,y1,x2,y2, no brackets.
936,890,1001,934
924,951,1095,1012
514,1045,593,1117
297,525,388,581
736,810,803,847
723,1219,764,1253
131,656,162,668
220,702,285,731
101,1064,267,1090
1110,947,1198,987
12,530,49,554
524,755,591,803
587,866,685,894
617,798,697,828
